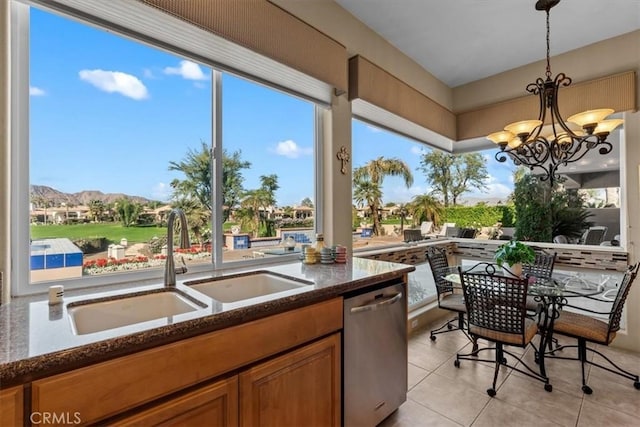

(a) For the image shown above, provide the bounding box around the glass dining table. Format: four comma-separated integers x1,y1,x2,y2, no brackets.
438,264,615,378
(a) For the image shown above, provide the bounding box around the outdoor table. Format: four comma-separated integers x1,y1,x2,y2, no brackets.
439,265,611,378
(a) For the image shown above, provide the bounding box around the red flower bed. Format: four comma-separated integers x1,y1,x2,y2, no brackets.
83,255,149,269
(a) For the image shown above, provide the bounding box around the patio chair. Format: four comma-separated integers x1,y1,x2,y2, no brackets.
523,249,557,340
523,249,556,283
438,222,456,237
403,229,423,242
426,247,474,348
600,234,621,246
457,227,477,238
420,221,433,237
455,266,552,397
580,226,608,245
546,263,640,394
444,226,460,238
553,235,569,244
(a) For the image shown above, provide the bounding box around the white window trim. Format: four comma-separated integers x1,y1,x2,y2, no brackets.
11,1,325,295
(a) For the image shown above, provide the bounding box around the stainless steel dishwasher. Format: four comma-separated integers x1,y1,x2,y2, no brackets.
343,280,407,426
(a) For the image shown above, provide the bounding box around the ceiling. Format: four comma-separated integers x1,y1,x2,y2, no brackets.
335,0,640,88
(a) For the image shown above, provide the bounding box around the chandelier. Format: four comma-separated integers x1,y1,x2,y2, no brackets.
487,0,623,185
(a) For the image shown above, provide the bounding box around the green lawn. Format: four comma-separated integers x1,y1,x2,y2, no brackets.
30,223,167,244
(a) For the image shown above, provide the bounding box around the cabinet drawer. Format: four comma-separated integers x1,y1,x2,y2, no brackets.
32,298,342,425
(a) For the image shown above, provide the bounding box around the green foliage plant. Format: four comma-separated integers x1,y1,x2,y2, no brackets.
419,151,489,206
512,172,593,242
494,240,536,267
442,204,513,228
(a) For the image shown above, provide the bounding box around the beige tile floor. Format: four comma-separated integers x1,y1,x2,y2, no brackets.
380,316,640,427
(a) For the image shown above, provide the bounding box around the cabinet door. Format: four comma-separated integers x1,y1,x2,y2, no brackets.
114,376,238,427
0,385,23,427
240,333,341,427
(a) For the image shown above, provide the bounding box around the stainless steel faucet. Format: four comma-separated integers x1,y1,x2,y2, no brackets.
164,209,191,287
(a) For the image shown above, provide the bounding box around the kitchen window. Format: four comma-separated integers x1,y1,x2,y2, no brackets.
11,2,320,295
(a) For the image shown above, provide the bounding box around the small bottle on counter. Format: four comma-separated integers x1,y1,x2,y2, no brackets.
315,233,324,252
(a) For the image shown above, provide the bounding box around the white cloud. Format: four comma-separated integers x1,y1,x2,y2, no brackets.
163,60,208,81
30,86,46,96
151,182,171,202
273,140,313,159
410,146,427,156
486,183,512,198
79,69,149,100
366,124,382,133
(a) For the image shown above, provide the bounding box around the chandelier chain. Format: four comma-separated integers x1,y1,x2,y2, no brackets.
545,8,551,79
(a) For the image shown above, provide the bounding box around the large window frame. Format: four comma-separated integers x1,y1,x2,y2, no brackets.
10,1,326,296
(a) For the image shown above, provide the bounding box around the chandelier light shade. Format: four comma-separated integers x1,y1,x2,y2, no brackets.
488,0,623,185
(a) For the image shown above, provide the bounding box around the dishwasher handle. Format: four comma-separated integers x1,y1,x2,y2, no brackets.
350,292,402,314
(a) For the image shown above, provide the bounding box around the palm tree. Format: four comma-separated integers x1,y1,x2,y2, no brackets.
396,203,408,233
408,194,443,227
353,177,383,235
173,198,211,245
241,189,269,237
88,199,106,222
353,157,413,235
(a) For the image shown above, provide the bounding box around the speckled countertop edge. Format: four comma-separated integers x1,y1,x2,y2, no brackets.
0,258,415,387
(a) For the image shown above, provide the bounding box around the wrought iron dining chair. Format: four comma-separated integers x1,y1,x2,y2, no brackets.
426,247,473,344
523,249,556,281
523,249,557,318
454,265,552,397
546,263,640,394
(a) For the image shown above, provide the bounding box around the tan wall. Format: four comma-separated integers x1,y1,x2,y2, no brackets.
322,94,353,252
618,110,640,351
1,0,9,304
270,0,453,111
453,30,640,112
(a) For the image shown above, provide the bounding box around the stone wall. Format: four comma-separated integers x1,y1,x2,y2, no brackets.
356,239,629,272
454,240,629,272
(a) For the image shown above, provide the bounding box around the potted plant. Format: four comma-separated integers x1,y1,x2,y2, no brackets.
494,240,535,277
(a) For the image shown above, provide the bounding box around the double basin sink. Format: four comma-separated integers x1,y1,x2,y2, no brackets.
67,271,313,335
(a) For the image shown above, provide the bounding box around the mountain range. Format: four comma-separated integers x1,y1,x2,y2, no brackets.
30,185,158,207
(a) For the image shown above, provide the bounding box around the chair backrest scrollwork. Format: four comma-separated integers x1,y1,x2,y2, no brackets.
609,263,639,334
426,247,451,298
460,267,529,337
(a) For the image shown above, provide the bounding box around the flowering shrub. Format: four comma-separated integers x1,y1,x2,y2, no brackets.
83,250,210,275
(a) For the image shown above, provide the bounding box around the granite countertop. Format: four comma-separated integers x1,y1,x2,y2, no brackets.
0,257,414,387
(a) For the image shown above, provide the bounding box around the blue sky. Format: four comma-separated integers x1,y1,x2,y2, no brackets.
29,7,515,207
352,121,517,204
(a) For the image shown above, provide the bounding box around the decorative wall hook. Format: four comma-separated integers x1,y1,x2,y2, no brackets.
336,146,350,175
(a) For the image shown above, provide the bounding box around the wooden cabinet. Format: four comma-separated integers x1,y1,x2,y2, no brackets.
240,333,341,427
115,376,238,427
0,385,23,426
30,298,342,426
